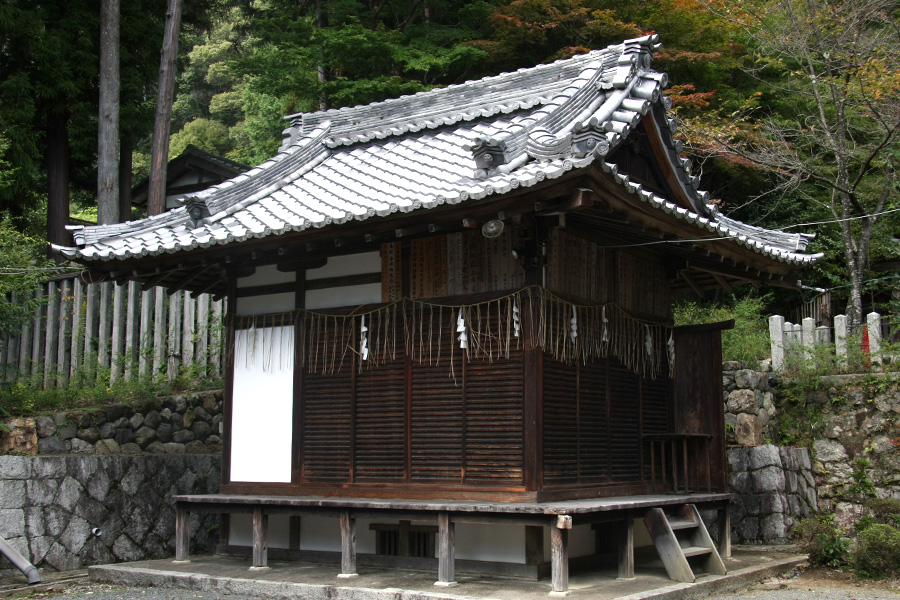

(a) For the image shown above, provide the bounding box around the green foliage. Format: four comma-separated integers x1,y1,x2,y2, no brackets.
849,459,877,498
864,498,900,529
0,217,57,338
672,291,771,362
854,523,900,578
794,514,850,568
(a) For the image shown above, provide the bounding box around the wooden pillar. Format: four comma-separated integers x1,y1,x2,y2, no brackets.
617,510,634,579
338,510,358,578
551,515,571,595
174,505,190,562
251,507,268,570
717,502,731,558
435,512,456,587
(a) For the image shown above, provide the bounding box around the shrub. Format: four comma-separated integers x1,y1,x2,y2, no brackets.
794,515,850,567
854,523,900,578
865,498,900,528
673,292,771,363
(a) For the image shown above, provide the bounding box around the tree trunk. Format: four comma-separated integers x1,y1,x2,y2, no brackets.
47,112,71,256
98,0,120,225
148,0,184,216
119,130,133,221
316,0,330,111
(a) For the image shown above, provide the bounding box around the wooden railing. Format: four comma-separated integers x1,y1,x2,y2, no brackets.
0,274,225,389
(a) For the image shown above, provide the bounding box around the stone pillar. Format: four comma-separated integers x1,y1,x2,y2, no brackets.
868,312,882,367
801,317,815,360
815,326,831,345
769,315,785,371
834,315,848,369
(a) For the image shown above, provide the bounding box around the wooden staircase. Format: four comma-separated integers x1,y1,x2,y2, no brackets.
644,504,726,583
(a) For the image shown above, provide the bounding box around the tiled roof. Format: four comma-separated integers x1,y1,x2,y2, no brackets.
56,35,820,266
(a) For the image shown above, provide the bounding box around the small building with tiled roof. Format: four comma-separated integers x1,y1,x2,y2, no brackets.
57,36,820,590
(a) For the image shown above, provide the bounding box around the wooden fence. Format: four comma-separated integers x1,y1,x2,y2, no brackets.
0,274,226,389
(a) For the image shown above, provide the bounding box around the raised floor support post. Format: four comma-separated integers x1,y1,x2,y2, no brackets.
617,510,634,579
551,514,571,595
435,512,456,587
251,507,269,570
338,510,358,578
174,505,190,563
717,502,731,558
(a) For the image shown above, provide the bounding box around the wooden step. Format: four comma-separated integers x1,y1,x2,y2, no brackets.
681,546,713,558
668,517,699,530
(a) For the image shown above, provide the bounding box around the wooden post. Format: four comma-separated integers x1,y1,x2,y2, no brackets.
31,285,45,380
196,293,209,376
110,282,126,383
124,280,139,381
251,507,268,569
167,291,181,380
181,291,195,368
43,282,60,390
551,515,571,595
82,283,98,379
210,299,223,376
153,288,166,376
97,281,112,374
18,292,32,384
56,279,72,388
70,279,84,381
138,288,153,378
338,510,358,578
617,510,634,579
717,502,731,558
435,512,456,587
174,505,190,562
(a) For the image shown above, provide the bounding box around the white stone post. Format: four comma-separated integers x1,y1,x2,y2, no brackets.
834,314,848,370
802,317,815,360
769,315,785,371
815,326,831,345
868,312,882,368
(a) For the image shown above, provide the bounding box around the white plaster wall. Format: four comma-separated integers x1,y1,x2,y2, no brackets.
236,293,295,315
229,326,294,483
306,283,382,310
238,265,297,287
454,523,526,563
229,513,293,549
299,516,342,552
306,252,381,279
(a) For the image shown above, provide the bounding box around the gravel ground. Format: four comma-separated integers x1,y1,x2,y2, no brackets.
8,568,900,600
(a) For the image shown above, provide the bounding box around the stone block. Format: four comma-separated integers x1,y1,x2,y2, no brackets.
36,416,57,438
728,471,752,495
0,419,38,455
206,435,223,453
192,421,211,442
749,445,782,470
59,514,92,554
727,447,750,472
0,480,25,509
760,514,789,541
172,429,194,444
70,438,95,455
169,413,184,431
146,442,167,454
87,469,112,503
88,409,108,426
98,422,116,439
742,494,762,516
42,506,69,537
0,456,30,480
119,465,147,496
26,479,58,506
80,536,115,566
56,476,85,512
160,408,172,422
785,471,799,494
760,492,786,515
128,413,144,430
105,404,128,421
94,439,120,455
56,422,77,440
192,406,211,423
77,427,101,445
163,443,185,454
44,540,82,572
752,465,786,493
185,440,208,454
0,508,25,537
29,535,53,566
202,394,219,415
143,410,162,430
722,361,742,371
735,369,761,390
735,413,763,446
37,436,67,455
24,507,44,538
182,410,195,428
814,438,848,463
135,426,157,448
727,389,757,414
74,494,108,526
121,443,142,455
113,428,135,446
737,516,759,541
112,533,144,562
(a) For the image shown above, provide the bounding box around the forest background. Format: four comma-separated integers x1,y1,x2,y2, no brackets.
1,0,898,328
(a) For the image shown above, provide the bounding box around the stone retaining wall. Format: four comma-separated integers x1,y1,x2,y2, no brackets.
722,361,777,446
726,445,817,544
0,454,221,577
0,391,225,456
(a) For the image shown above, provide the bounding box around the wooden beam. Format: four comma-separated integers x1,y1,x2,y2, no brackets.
679,269,705,299
717,502,731,558
338,510,358,578
305,272,381,291
435,512,456,587
251,507,269,570
174,505,190,563
711,273,733,294
550,516,571,594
